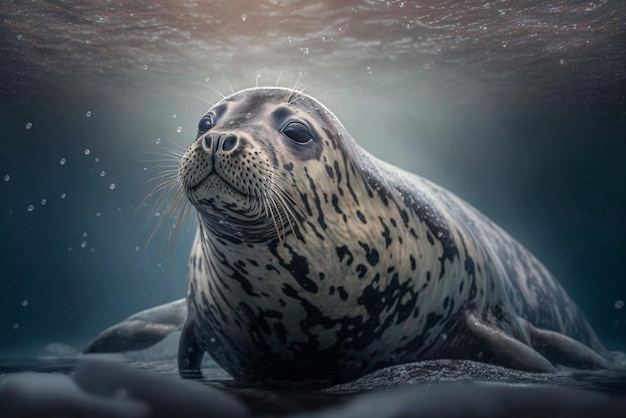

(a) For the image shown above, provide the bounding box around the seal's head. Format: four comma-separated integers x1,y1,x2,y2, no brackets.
179,87,355,245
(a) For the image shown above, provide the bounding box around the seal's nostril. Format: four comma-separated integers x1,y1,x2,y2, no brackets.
222,135,237,152
204,136,212,150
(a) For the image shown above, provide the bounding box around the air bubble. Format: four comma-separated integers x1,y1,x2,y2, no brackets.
172,113,177,118
615,300,624,310
95,212,101,217
27,205,34,212
84,149,90,155
61,193,67,199
86,111,91,117
82,232,87,237
155,138,161,144
25,122,32,130
60,158,66,165
142,64,148,70
366,66,373,75
81,241,87,248
135,246,140,251
3,174,9,182
176,127,182,133
22,300,29,307
41,199,47,205
100,171,106,177
12,323,19,330
109,183,116,190
241,13,247,21
440,332,448,341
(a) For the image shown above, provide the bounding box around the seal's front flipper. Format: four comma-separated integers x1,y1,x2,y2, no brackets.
521,319,612,370
178,314,204,379
84,299,187,354
466,313,557,373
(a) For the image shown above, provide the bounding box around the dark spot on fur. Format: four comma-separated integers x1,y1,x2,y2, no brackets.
336,245,354,266
356,264,367,279
358,241,380,267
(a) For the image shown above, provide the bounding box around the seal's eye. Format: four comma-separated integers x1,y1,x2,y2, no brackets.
281,121,312,145
198,115,213,134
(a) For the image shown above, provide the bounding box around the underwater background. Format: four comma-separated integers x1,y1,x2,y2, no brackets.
1,0,625,364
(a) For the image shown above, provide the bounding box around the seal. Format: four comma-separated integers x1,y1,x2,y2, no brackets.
85,87,612,381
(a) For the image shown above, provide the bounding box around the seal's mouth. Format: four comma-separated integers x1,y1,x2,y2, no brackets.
188,172,250,200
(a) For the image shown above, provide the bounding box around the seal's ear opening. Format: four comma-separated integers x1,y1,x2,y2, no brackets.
281,121,313,145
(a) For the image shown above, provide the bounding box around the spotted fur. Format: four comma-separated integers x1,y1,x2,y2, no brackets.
177,87,609,381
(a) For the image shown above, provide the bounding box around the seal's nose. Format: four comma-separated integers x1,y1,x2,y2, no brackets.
220,134,237,152
202,134,238,153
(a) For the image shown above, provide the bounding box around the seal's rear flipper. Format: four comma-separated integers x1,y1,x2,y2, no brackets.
521,319,612,370
466,313,557,373
84,299,187,354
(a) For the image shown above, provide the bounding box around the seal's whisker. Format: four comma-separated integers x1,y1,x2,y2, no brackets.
145,171,178,185
286,76,302,104
271,189,297,238
197,212,212,272
207,84,226,100
144,185,182,250
260,192,281,246
193,95,215,106
268,192,287,244
275,69,284,87
270,181,306,222
222,75,235,95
